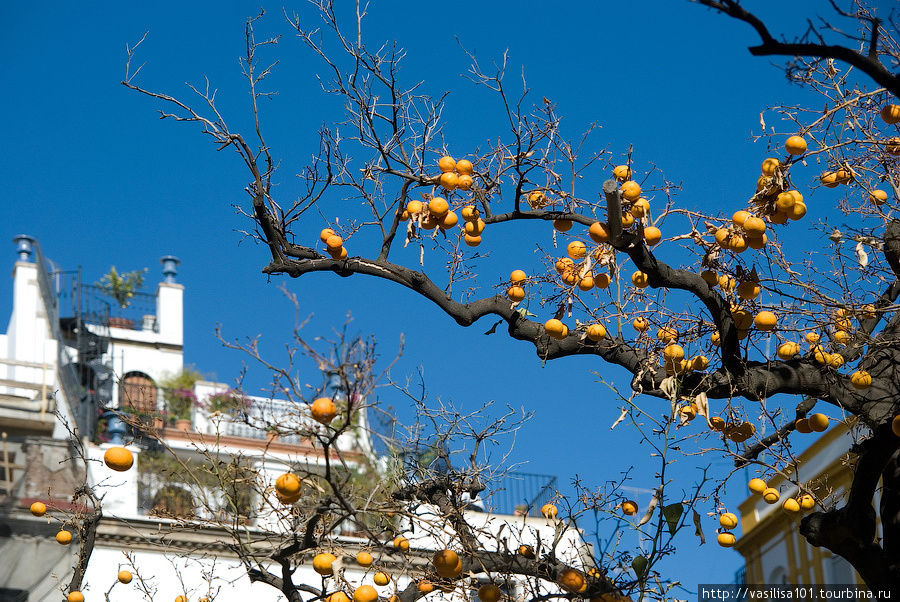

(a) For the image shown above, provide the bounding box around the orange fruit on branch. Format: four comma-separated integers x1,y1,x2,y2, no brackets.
553,218,573,232
440,172,459,190
620,181,641,201
850,370,872,390
30,501,47,517
356,551,374,567
275,473,301,497
643,226,662,246
311,397,338,424
429,197,449,217
717,533,736,547
313,552,337,575
785,135,807,155
754,311,777,331
612,165,632,181
354,586,378,602
104,446,134,472
587,324,607,341
118,570,133,584
881,104,900,124
56,530,73,545
567,241,587,259
748,478,766,495
438,156,456,172
541,503,558,519
456,159,473,175
374,572,390,586
507,286,525,302
719,512,738,530
478,584,503,602
761,157,780,175
632,271,649,288
589,222,610,243
510,269,527,284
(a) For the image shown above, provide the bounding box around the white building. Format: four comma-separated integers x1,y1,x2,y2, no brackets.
0,236,589,602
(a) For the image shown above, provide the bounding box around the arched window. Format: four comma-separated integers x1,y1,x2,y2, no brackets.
151,485,195,518
119,371,158,414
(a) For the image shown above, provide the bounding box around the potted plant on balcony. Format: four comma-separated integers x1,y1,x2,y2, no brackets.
204,388,248,419
96,266,148,329
159,368,202,431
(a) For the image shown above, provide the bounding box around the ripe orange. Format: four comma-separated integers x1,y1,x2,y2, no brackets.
374,572,390,586
438,156,456,173
567,241,587,259
275,473,301,497
732,210,751,228
440,211,459,229
742,216,766,236
805,332,820,345
56,530,73,545
680,404,697,420
881,104,900,124
870,189,888,205
118,570,133,584
354,586,378,602
850,370,872,390
456,159,474,175
356,551,374,567
630,198,650,218
544,319,565,339
429,197,449,217
691,355,709,371
785,135,808,155
507,286,526,302
717,533,736,548
30,501,47,517
621,500,638,515
719,512,738,530
311,397,338,424
632,271,649,288
620,211,634,228
461,205,478,220
612,165,632,180
320,228,335,242
709,416,726,431
748,478,767,495
329,594,351,602
541,503,558,519
440,172,459,191
782,498,800,514
558,569,586,593
828,354,844,369
663,343,685,362
510,269,527,284
736,281,760,300
747,233,767,250
770,210,789,225
457,174,473,190
587,324,607,341
795,418,812,433
465,218,486,236
775,192,795,212
104,446,134,472
820,171,840,188
808,413,829,432
594,273,611,289
776,342,800,360
67,593,85,602
555,257,575,274
313,552,337,575
700,270,718,286
761,157,780,175
464,234,482,247
432,549,460,571
754,311,777,331
757,175,773,192
325,234,344,250
328,246,348,260
620,181,641,201
731,308,753,330
762,488,780,504
589,222,610,243
788,201,807,220
561,271,579,286
657,326,677,342
633,317,649,332
578,276,594,291
553,218,573,232
799,494,815,510
643,226,662,246
478,584,503,602
730,235,748,253
393,536,410,551
714,228,730,249
418,581,434,594
518,544,535,558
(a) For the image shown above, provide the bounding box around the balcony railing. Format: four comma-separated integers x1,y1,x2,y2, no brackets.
81,284,158,332
483,472,558,517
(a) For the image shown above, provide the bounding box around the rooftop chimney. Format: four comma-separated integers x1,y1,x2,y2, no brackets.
13,235,35,262
160,255,180,283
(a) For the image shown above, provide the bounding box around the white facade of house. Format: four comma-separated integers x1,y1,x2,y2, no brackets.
0,237,588,602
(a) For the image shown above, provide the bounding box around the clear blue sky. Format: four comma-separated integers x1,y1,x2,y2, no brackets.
2,0,881,593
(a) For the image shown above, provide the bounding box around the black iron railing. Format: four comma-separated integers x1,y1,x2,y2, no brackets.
81,284,158,331
484,471,558,517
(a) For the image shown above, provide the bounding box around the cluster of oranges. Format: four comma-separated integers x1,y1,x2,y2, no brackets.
717,511,739,547
320,228,348,260
748,477,816,514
